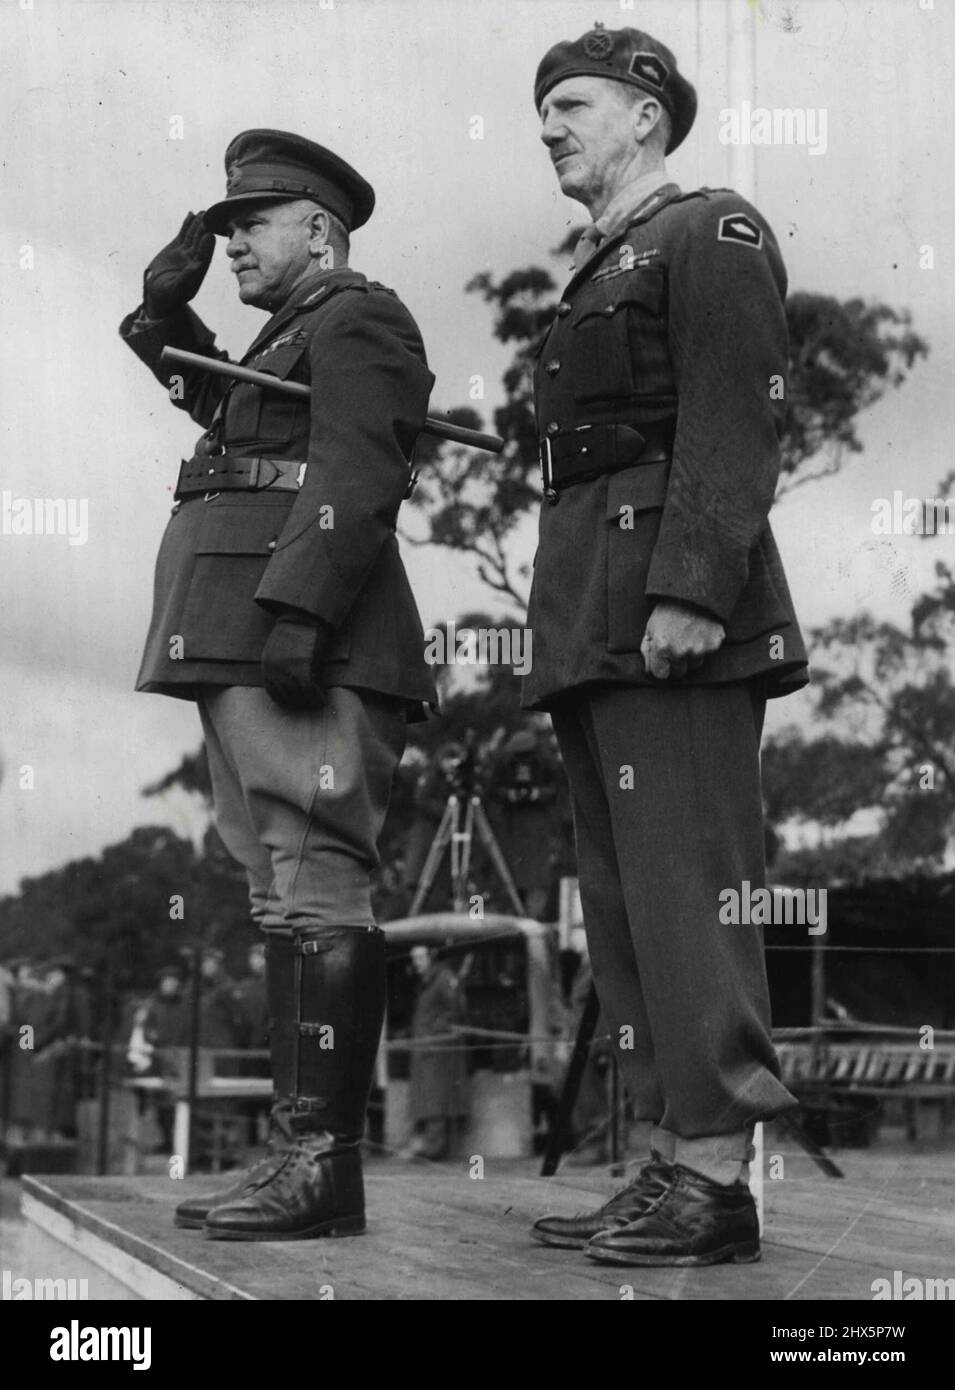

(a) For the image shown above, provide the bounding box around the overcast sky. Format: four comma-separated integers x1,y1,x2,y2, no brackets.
1,0,953,895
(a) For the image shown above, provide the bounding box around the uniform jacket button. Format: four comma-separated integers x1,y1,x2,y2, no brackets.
603,304,616,316
556,302,571,316
544,488,559,505
545,421,560,436
544,359,561,376
267,539,277,551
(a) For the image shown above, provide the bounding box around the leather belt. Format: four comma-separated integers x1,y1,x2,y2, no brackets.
175,454,306,500
539,422,674,500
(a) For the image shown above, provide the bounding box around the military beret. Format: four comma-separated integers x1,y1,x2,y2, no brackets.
534,23,697,155
204,128,375,236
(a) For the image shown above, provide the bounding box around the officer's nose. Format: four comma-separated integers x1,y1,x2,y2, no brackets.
539,109,566,149
225,229,247,259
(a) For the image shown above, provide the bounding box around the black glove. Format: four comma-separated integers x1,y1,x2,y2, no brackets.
143,211,215,320
262,616,332,710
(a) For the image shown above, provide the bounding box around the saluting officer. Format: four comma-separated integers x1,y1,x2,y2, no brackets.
120,130,436,1240
523,26,810,1266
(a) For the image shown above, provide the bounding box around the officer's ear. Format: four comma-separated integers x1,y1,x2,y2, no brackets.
305,207,332,256
632,94,666,148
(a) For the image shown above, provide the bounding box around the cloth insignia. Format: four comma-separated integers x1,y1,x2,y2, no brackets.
629,52,669,89
717,213,764,249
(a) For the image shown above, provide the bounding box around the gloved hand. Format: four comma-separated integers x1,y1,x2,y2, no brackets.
143,211,215,320
262,615,332,710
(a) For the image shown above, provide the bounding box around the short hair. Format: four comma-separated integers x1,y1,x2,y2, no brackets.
285,198,351,257
613,83,672,151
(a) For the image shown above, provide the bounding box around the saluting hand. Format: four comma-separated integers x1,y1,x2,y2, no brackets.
262,615,332,711
143,211,216,320
641,600,725,681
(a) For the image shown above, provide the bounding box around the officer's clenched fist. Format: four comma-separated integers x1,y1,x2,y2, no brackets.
143,212,215,320
262,615,332,710
641,600,725,681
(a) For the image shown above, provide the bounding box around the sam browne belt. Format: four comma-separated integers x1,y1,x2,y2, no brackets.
174,454,306,500
539,421,674,501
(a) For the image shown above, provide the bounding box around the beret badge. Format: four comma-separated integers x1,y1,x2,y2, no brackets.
582,26,614,60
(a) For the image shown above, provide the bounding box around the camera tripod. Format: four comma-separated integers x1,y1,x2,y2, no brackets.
409,791,525,917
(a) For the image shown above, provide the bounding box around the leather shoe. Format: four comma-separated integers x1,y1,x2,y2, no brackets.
531,1159,673,1249
174,1150,290,1230
204,1136,365,1242
585,1163,759,1266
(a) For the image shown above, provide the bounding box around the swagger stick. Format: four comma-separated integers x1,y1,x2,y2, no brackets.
160,346,505,454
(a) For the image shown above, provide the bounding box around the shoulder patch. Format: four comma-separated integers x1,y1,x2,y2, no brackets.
717,213,763,249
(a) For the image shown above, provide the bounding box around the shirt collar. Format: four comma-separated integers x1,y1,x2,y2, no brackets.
593,169,672,242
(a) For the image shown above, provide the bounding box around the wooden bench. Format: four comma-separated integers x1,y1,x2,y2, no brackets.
775,1031,955,1142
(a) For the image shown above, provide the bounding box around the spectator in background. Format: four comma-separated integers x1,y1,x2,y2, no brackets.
182,947,241,1052
0,957,17,1142
126,963,189,1077
402,945,468,1160
487,727,561,920
44,960,93,1139
227,943,269,1051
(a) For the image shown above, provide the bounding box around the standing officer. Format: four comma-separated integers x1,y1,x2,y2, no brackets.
120,129,436,1240
523,26,809,1266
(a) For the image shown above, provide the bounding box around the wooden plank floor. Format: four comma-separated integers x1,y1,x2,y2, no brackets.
19,1144,955,1301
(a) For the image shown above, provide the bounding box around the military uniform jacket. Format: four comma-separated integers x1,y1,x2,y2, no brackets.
522,185,809,711
120,267,438,711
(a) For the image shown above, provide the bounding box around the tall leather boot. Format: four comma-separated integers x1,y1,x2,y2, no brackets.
204,925,386,1241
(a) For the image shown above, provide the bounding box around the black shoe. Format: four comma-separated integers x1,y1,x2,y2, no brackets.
531,1159,673,1250
203,1136,365,1242
585,1163,760,1267
174,1149,290,1230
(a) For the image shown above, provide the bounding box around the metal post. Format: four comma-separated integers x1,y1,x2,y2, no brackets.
609,1051,621,1168
185,945,202,1172
96,952,114,1176
725,0,758,201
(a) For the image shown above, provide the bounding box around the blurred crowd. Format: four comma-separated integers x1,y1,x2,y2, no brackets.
0,944,269,1149
0,957,95,1144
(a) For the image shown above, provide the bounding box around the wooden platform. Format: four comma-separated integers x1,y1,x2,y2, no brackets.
19,1144,955,1301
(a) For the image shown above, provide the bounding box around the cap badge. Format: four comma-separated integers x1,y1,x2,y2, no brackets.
583,24,614,59
629,52,669,89
225,162,242,192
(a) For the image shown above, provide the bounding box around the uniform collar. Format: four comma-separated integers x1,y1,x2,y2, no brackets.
241,265,366,361
562,182,683,297
593,169,673,242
